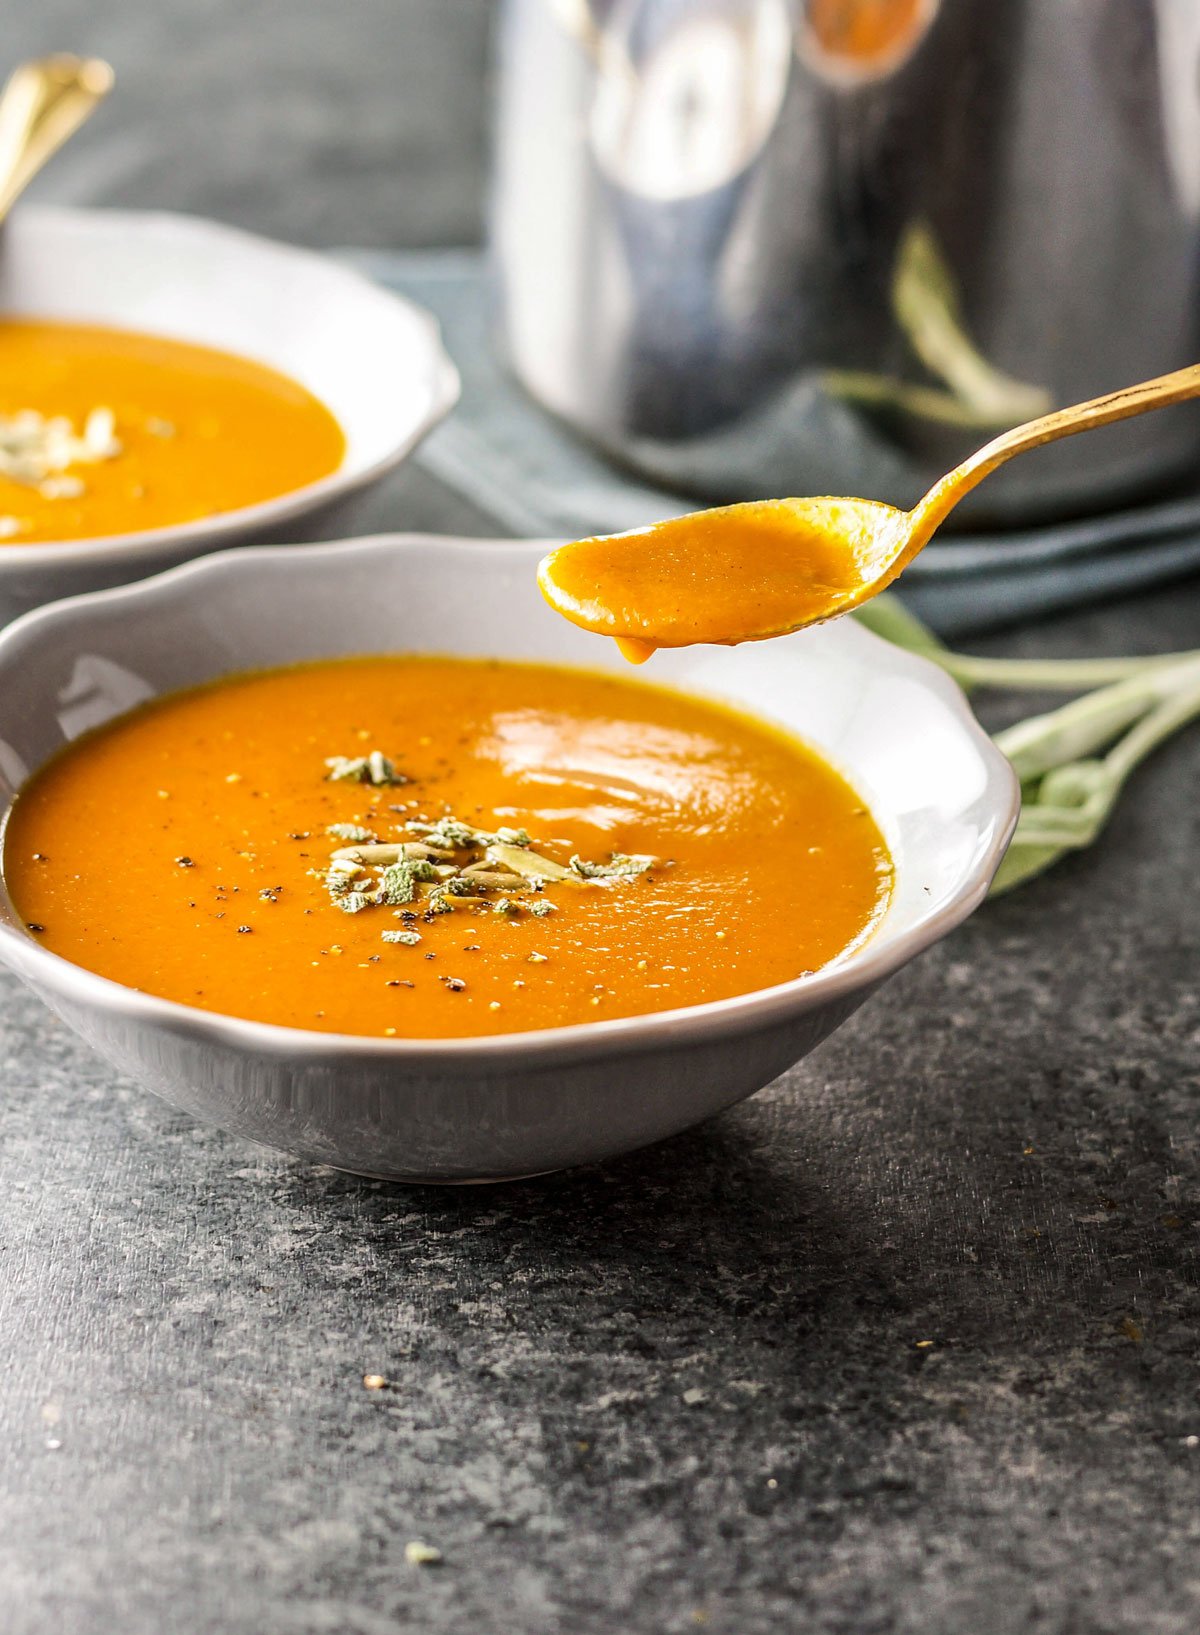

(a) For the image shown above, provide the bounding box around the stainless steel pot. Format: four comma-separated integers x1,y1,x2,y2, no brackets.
491,0,1200,524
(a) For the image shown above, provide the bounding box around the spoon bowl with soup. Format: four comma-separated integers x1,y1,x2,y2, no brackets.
539,362,1200,662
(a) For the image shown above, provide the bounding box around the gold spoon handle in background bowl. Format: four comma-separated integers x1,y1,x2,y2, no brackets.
0,55,114,225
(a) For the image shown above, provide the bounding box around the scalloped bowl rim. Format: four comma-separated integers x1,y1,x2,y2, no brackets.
0,533,1020,1069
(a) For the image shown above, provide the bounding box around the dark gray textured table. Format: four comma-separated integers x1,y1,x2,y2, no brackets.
3,6,1200,1633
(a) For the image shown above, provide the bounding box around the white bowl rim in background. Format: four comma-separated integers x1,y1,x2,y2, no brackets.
0,205,460,574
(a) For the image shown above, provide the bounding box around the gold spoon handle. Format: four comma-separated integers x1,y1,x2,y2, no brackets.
0,56,114,224
905,360,1200,555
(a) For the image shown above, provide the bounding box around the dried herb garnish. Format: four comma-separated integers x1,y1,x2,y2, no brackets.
407,816,488,849
569,852,655,880
324,861,362,897
495,826,533,847
313,781,656,929
377,860,419,906
325,751,407,787
327,823,376,843
336,891,374,915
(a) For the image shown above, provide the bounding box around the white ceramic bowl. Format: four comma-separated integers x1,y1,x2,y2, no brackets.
0,206,458,622
0,535,1018,1182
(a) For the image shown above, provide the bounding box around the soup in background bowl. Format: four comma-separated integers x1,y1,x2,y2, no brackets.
0,318,346,544
0,535,1018,1181
0,206,458,622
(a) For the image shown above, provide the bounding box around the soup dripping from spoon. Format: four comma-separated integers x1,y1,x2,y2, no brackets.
538,362,1200,663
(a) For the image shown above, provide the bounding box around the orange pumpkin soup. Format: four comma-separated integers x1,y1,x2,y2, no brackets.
537,499,893,663
0,319,344,543
3,657,891,1038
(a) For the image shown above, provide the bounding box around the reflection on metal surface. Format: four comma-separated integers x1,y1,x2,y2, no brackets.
826,221,1053,429
494,0,1200,523
589,0,792,198
797,0,940,84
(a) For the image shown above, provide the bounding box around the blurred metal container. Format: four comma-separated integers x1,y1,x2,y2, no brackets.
491,0,1200,524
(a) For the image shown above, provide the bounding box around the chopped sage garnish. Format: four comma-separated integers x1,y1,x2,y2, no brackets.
495,826,533,847
407,816,490,849
327,823,376,843
324,866,360,897
315,789,656,928
336,891,374,915
569,852,655,880
325,751,407,786
376,861,417,905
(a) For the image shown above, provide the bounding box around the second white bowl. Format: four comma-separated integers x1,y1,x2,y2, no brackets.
0,206,459,621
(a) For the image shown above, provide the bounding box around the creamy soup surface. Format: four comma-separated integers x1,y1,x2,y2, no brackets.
4,656,892,1038
0,319,344,543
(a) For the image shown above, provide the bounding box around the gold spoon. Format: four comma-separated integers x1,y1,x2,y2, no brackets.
0,55,114,225
538,362,1200,663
